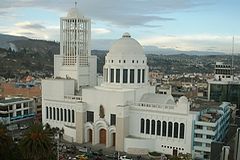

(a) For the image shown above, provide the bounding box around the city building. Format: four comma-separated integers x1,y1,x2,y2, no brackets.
192,101,230,159
234,128,240,160
42,7,231,158
0,81,41,98
0,97,35,126
0,78,42,121
208,62,240,107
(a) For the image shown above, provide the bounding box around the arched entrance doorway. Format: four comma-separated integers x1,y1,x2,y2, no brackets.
99,129,106,144
88,129,92,143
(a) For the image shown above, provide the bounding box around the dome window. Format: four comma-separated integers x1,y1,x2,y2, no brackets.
132,60,134,63
111,60,114,63
123,60,126,63
119,60,121,63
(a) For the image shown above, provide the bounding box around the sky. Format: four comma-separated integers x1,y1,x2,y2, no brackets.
0,0,239,53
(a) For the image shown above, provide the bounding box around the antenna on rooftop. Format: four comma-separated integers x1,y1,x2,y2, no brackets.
74,1,77,8
231,36,234,79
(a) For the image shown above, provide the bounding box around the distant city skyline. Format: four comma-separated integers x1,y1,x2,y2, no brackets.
0,0,239,53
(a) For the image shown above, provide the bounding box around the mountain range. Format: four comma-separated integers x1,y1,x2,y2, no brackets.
0,33,225,56
0,33,238,79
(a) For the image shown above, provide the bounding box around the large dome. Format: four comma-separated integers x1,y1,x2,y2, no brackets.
67,8,83,18
108,33,144,57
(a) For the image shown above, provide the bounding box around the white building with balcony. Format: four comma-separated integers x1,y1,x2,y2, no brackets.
0,97,35,125
193,102,230,159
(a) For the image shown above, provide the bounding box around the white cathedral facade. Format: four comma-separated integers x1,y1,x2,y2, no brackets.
42,8,197,156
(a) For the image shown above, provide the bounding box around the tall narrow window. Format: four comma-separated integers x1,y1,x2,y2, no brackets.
87,111,94,122
50,107,52,119
53,108,56,120
151,120,156,135
138,69,141,83
123,69,128,83
72,110,75,123
168,122,173,137
140,118,144,133
142,69,145,83
46,106,49,119
57,108,59,120
130,69,134,83
110,69,114,82
180,123,185,139
157,120,161,135
68,109,71,122
146,119,150,134
60,108,63,121
162,121,167,136
116,69,120,83
174,122,179,138
64,109,67,122
110,114,116,125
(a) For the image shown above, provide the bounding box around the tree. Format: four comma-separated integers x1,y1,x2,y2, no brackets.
0,123,22,160
20,122,55,160
0,123,12,159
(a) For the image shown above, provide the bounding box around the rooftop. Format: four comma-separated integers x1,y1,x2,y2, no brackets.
191,98,229,123
0,97,30,104
190,98,221,111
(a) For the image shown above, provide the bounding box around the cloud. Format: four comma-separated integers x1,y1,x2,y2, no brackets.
92,28,111,34
0,21,59,40
0,0,212,27
15,21,46,30
139,34,240,53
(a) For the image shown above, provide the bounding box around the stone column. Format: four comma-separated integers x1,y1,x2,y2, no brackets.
76,104,86,143
116,105,129,152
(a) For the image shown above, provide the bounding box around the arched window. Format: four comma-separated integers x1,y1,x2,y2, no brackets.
168,122,173,137
57,108,59,120
60,108,63,121
68,109,71,122
64,109,67,122
162,121,167,136
180,123,185,139
50,107,52,119
53,107,56,120
146,119,150,134
174,122,179,138
140,118,144,133
46,106,48,119
151,120,155,135
157,120,161,136
72,110,75,123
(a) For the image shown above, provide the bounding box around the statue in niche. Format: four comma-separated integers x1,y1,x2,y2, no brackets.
99,105,105,118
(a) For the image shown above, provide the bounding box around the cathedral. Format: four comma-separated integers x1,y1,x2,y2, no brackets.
41,7,219,157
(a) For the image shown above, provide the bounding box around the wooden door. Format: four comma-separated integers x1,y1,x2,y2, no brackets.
112,133,116,146
99,129,106,144
173,149,178,156
88,129,92,143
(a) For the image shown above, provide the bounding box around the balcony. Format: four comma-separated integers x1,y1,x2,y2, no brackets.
194,129,215,135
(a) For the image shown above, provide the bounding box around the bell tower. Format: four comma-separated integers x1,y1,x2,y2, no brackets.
54,6,97,90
